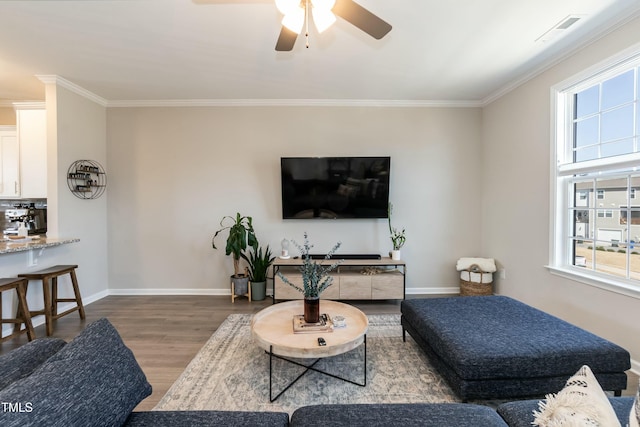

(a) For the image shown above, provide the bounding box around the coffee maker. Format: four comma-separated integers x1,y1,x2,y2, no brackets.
4,203,47,236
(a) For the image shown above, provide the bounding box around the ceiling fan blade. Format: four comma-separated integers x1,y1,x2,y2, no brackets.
275,26,298,51
333,0,392,39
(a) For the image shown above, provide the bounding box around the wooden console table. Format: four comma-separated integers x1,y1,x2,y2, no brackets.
272,257,406,302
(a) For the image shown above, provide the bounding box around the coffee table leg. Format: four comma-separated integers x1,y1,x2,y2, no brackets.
267,335,367,402
363,334,367,386
269,345,321,402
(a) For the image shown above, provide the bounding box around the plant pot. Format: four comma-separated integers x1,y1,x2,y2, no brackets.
304,297,320,324
391,250,401,261
231,274,249,296
251,281,266,301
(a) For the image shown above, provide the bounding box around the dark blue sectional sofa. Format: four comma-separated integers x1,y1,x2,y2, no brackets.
0,319,288,427
0,309,634,426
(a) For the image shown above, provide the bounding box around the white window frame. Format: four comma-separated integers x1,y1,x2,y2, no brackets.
549,43,640,299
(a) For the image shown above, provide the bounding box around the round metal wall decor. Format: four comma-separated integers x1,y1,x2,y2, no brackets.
67,160,107,199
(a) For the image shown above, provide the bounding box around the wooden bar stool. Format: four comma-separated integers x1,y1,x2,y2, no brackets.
19,265,85,337
0,278,36,343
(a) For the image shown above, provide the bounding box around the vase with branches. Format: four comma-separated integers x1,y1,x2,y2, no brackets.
276,232,342,322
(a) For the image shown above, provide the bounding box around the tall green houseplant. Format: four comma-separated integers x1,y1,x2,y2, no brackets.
211,213,258,278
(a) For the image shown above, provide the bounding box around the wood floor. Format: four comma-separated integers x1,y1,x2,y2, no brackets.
0,295,403,411
1,295,636,412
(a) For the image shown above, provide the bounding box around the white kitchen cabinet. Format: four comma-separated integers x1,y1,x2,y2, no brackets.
0,126,20,197
17,108,47,198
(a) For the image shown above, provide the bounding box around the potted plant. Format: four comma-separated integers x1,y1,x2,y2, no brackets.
276,232,341,323
388,202,406,260
242,245,275,301
211,213,258,297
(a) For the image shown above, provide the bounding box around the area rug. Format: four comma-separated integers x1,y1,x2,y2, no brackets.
154,313,459,415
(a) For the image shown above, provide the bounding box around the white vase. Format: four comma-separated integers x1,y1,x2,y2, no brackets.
391,250,401,260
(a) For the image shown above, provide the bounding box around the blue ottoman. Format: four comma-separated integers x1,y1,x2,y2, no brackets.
401,296,630,400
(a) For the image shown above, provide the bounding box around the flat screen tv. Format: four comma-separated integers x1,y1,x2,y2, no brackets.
281,157,391,219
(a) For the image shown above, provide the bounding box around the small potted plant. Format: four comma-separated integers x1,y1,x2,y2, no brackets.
276,232,341,323
388,202,406,260
242,244,275,301
212,213,258,297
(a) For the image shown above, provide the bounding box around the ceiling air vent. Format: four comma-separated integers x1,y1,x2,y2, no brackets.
536,15,585,43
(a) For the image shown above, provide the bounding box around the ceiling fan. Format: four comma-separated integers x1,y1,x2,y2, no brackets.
274,0,392,51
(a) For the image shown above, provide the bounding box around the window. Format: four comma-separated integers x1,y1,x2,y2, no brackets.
551,46,640,296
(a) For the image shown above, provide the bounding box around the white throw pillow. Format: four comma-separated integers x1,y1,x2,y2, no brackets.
630,379,640,427
533,365,621,427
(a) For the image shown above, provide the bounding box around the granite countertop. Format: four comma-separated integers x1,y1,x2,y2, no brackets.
0,236,80,254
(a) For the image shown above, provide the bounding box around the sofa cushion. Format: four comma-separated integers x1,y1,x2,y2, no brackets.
0,318,152,427
497,397,635,427
290,403,508,427
0,338,66,391
532,365,620,426
123,410,289,427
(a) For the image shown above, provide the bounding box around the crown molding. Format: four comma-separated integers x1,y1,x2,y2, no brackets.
36,75,108,107
105,98,482,108
12,101,46,110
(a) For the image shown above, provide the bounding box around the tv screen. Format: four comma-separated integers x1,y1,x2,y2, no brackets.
281,157,391,219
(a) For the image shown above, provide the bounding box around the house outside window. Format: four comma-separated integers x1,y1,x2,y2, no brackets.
551,46,640,296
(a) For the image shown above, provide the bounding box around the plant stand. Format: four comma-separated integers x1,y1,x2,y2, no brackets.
231,279,252,303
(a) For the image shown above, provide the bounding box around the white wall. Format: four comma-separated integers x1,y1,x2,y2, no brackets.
481,16,640,369
1,83,109,336
106,106,483,294
50,84,109,301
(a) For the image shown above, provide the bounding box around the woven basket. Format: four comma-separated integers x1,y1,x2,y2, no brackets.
459,264,493,296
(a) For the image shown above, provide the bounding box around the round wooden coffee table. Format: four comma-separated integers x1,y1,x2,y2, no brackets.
251,300,369,401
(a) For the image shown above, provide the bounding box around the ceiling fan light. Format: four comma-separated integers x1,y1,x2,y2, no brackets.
282,8,305,34
310,0,336,10
275,0,300,15
312,8,336,33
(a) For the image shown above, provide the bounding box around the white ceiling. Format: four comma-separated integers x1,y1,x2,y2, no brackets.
1,0,640,106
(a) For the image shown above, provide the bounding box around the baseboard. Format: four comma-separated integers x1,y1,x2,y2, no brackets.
406,286,460,295
108,288,229,296
107,287,459,297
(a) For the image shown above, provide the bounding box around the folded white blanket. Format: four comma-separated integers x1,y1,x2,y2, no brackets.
460,271,493,283
456,257,496,273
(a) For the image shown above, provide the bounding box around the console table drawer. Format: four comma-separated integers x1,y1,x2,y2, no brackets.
372,272,404,299
339,273,371,299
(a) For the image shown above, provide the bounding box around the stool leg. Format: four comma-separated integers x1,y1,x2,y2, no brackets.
69,269,85,319
15,283,35,341
42,279,53,337
51,276,58,318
